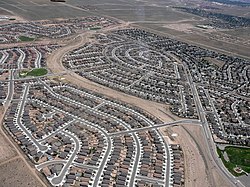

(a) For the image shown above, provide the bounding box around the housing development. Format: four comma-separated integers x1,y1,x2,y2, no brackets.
0,0,249,187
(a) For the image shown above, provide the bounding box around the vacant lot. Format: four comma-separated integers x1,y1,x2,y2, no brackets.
223,28,250,40
180,33,250,59
0,158,44,187
163,23,195,32
0,131,17,163
204,57,225,68
0,0,195,22
0,0,95,20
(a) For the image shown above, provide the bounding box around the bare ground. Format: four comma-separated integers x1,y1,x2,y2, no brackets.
0,130,17,163
162,124,233,187
163,23,195,32
0,158,44,187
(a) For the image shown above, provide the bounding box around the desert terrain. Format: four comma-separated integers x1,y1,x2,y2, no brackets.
0,0,249,187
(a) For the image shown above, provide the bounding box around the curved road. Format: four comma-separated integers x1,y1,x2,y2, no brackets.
183,61,244,187
17,84,47,151
50,130,81,186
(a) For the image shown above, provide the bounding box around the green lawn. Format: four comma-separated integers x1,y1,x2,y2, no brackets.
19,36,35,42
20,68,48,77
217,146,250,176
225,146,250,173
89,27,102,30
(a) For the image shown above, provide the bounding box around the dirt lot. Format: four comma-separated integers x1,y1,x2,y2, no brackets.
0,158,44,187
181,33,250,59
0,106,17,163
0,130,17,163
162,124,233,187
163,23,195,32
204,57,225,68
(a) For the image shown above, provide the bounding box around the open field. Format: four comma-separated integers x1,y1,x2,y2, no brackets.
225,147,250,173
20,68,48,77
19,36,35,42
26,68,48,77
0,158,44,187
223,28,250,40
0,7,12,15
0,130,17,163
217,146,250,176
98,7,196,22
0,0,95,20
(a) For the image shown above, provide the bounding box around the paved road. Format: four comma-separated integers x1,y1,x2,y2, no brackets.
17,48,25,69
109,119,201,136
129,133,141,187
65,85,157,127
203,89,225,134
136,175,165,185
34,98,112,187
4,69,14,107
34,47,42,68
157,129,171,187
16,84,47,151
39,81,149,186
47,84,162,186
232,101,244,126
0,50,8,64
38,120,76,143
73,163,98,170
36,160,67,171
51,130,81,186
183,61,244,187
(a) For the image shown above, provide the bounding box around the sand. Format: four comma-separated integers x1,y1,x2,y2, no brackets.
0,158,44,187
0,130,17,163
